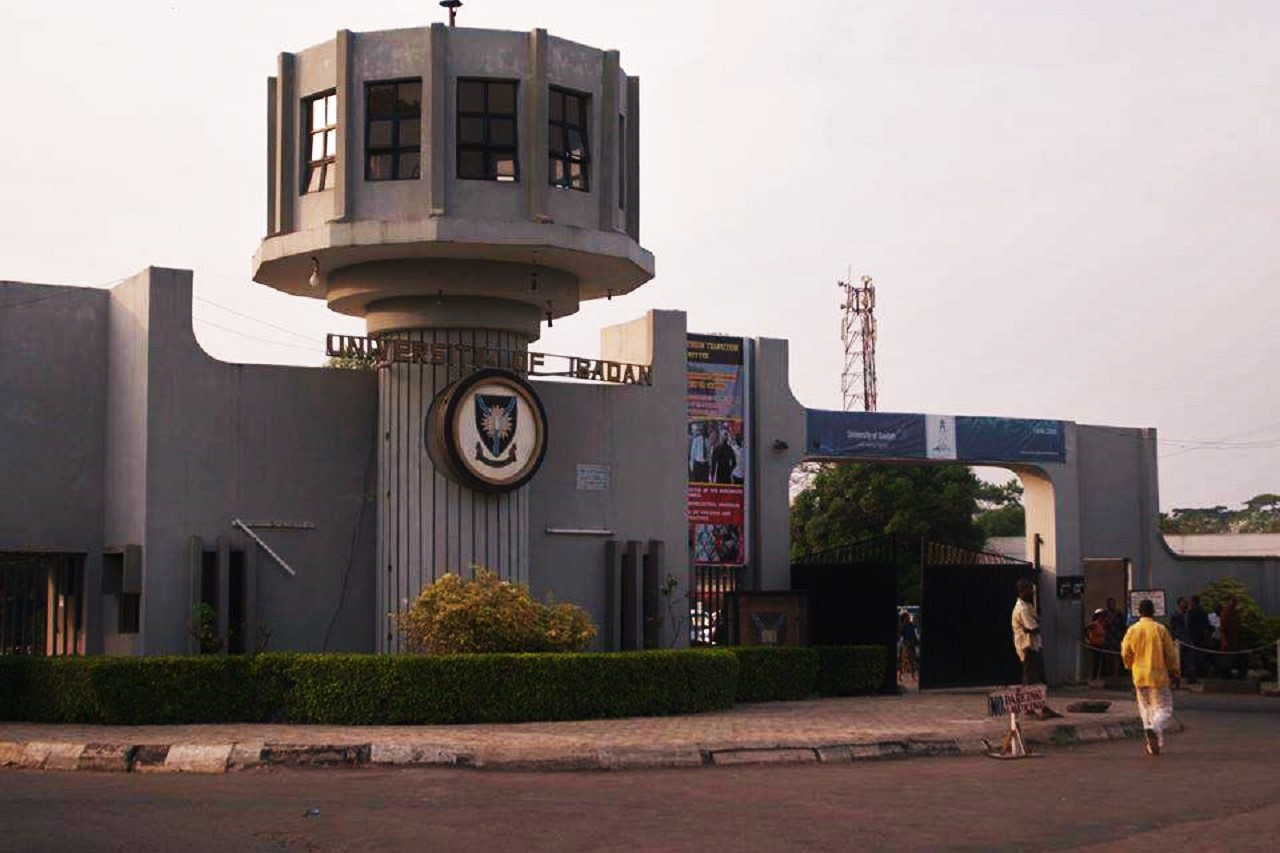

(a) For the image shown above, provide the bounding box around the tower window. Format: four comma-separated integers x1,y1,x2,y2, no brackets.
457,79,519,182
366,79,422,181
548,88,590,191
303,91,338,193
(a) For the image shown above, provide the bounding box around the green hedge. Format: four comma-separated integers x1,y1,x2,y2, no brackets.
729,646,820,702
0,649,739,726
729,645,888,703
814,645,888,697
0,645,888,724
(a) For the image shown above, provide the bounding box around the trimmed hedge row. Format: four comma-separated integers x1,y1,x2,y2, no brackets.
0,644,886,725
729,645,887,702
0,649,739,725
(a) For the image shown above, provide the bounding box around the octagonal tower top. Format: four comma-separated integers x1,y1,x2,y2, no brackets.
254,24,652,338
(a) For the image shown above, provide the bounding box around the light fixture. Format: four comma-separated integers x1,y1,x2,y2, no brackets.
308,257,320,289
545,300,554,328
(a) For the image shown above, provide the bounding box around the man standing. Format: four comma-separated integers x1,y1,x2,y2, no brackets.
1121,598,1180,755
1011,578,1062,719
1169,597,1193,685
1219,595,1246,680
1186,595,1211,684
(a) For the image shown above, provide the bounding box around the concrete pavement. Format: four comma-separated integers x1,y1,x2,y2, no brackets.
0,688,1167,774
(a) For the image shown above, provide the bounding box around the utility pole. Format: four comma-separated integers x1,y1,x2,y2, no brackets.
839,274,877,412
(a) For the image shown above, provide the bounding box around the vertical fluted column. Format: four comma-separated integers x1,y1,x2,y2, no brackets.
376,328,530,652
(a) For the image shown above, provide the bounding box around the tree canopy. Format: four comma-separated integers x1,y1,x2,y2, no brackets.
1160,495,1280,534
789,462,988,603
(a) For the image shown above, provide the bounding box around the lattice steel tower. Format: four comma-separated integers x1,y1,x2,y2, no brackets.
839,274,877,412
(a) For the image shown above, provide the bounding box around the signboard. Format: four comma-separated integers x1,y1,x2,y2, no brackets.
1129,589,1167,618
987,684,1047,717
575,463,611,491
806,410,1066,464
425,368,548,494
687,334,749,567
1056,575,1085,599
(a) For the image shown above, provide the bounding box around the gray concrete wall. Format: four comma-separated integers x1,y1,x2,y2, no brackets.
129,268,378,654
1,281,109,552
1,280,109,653
528,310,688,649
750,337,806,593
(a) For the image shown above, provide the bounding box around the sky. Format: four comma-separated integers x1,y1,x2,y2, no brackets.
1,0,1276,511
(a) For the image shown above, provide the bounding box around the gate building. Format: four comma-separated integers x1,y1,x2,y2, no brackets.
3,20,1277,683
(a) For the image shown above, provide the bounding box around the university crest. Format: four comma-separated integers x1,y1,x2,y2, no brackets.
474,393,518,467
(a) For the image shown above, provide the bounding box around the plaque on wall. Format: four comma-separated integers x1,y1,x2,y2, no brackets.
731,592,809,647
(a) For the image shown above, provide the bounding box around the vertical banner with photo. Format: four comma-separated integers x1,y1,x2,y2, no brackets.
687,334,749,567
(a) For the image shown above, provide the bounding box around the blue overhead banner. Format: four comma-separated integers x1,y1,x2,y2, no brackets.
806,410,1066,465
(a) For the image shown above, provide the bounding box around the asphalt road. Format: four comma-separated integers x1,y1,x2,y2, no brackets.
1,693,1275,852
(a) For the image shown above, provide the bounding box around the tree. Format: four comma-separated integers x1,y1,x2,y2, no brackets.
975,477,1025,538
1160,506,1231,534
789,462,986,604
326,354,375,370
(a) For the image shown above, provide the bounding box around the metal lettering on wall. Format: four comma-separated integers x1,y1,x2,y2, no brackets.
326,334,653,386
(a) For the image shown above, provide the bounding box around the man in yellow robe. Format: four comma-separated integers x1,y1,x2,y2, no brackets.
1121,598,1180,755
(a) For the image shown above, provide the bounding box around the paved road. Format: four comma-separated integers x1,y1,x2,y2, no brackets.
1,693,1275,852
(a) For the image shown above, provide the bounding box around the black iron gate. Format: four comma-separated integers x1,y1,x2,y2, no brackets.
691,565,737,645
791,535,905,694
918,542,1035,690
0,552,84,656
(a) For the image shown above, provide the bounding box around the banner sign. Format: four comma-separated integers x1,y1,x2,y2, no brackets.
687,334,748,567
987,684,1047,717
805,410,1066,464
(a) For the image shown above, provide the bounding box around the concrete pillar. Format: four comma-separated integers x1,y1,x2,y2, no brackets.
376,327,533,652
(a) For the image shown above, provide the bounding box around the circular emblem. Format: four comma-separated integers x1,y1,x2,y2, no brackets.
425,368,548,493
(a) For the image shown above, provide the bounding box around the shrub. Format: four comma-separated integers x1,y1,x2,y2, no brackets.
1196,578,1273,650
729,646,820,702
398,569,597,654
814,645,889,696
0,648,738,725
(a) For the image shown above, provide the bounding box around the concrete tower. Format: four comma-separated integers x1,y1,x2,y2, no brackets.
253,23,653,650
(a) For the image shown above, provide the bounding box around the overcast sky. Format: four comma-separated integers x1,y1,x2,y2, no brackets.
2,0,1276,511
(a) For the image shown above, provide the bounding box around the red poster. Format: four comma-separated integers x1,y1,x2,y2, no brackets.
687,334,747,566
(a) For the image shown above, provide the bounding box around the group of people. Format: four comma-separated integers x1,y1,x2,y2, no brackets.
1169,594,1250,681
1082,597,1128,680
1013,579,1180,755
688,421,745,485
1084,593,1250,683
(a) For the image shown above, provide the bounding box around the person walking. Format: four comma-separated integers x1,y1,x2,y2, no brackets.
898,610,919,683
1121,598,1180,755
1011,578,1062,719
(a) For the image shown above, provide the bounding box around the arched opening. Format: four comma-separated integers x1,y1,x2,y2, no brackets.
782,456,1058,691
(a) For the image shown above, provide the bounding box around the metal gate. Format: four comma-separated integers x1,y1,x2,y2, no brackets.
691,565,737,645
0,552,85,656
791,535,906,694
918,542,1034,690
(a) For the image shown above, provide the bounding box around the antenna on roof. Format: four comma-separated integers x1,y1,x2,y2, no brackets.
440,0,463,27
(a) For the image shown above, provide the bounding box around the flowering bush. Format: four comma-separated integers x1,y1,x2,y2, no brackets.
398,568,597,654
